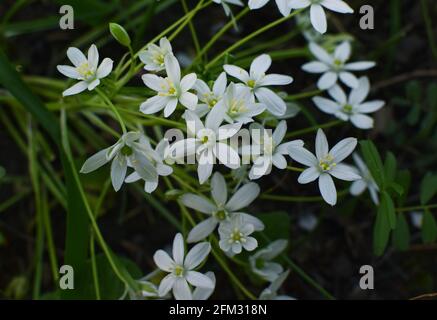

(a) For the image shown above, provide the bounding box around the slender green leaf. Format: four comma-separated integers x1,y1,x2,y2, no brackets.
422,210,437,244
420,173,437,205
360,140,385,188
392,214,410,251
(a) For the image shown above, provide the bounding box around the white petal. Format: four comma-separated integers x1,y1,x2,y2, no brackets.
276,140,304,154
330,137,357,162
180,194,216,214
184,242,211,269
310,4,327,34
164,98,178,117
243,237,258,251
226,182,260,211
223,64,250,83
327,84,347,104
214,142,240,169
193,272,216,300
350,179,367,196
187,218,218,243
57,65,80,79
288,146,318,167
321,0,354,13
248,0,270,10
239,212,265,231
249,156,272,180
217,123,242,140
356,101,385,113
165,54,181,84
302,61,330,73
211,172,227,206
330,163,361,181
96,58,113,79
180,73,197,92
173,278,192,300
198,152,214,184
185,110,204,136
350,114,374,129
289,0,311,9
144,179,159,193
205,101,226,131
272,120,287,145
193,79,211,97
339,71,359,88
275,0,291,16
142,74,165,92
111,154,127,191
87,79,100,91
318,173,337,205
153,250,174,272
334,41,351,62
80,147,111,173
315,128,329,159
255,87,286,116
66,47,86,67
309,42,332,64
213,72,227,96
298,167,320,184
317,72,338,90
62,81,88,96
140,96,168,115
168,138,198,160
349,77,370,105
344,61,376,71
312,96,341,115
172,233,185,265
250,54,271,79
87,44,99,70
158,274,175,297
272,153,287,169
186,271,214,288
259,74,293,86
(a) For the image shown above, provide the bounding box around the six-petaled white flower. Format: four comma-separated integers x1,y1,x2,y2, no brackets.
153,233,215,300
289,0,354,34
169,110,241,184
302,42,375,90
139,37,173,72
80,132,157,192
124,138,173,193
57,44,113,96
193,72,227,118
181,172,264,243
218,213,259,254
350,153,379,204
249,239,288,282
224,54,293,116
140,54,198,117
248,0,291,17
288,129,360,205
242,120,304,179
313,77,385,129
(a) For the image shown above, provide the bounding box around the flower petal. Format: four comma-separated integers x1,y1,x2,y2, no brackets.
327,84,347,104
87,44,99,70
330,137,357,162
317,71,338,90
164,98,178,117
158,274,175,297
330,163,361,181
318,173,337,205
321,0,354,13
223,64,250,83
334,41,351,62
140,96,168,115
254,87,286,116
309,42,332,64
315,128,329,159
173,278,192,300
350,179,367,196
312,96,341,115
288,146,318,167
186,271,215,289
142,74,165,92
80,147,111,173
180,73,197,92
310,4,327,34
67,47,86,67
172,233,185,265
259,74,293,86
298,167,320,184
344,61,376,71
211,172,227,206
154,249,174,272
214,142,240,169
187,218,218,243
226,182,260,211
349,77,370,105
180,194,216,214
96,58,113,79
250,54,271,79
339,71,359,88
350,114,374,129
184,242,211,270
356,100,385,113
193,272,216,300
110,154,127,191
62,81,88,96
165,54,181,84
57,65,80,79
302,61,330,74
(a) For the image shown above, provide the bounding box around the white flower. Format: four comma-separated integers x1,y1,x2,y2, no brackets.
224,54,293,116
139,37,173,72
289,0,353,34
140,54,198,117
57,44,113,96
313,77,385,129
297,212,318,231
288,129,360,206
169,110,241,184
249,239,288,281
248,0,292,17
218,214,259,254
193,72,227,118
80,132,157,192
302,42,375,90
259,270,295,300
349,153,379,204
242,120,304,180
124,138,173,193
153,233,214,300
410,212,423,229
222,83,266,124
213,0,244,16
193,272,216,300
181,172,264,243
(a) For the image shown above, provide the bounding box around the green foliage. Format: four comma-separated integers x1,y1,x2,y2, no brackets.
392,213,410,251
420,173,437,205
421,210,437,244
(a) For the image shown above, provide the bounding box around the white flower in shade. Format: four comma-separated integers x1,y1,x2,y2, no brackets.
124,138,173,193
193,272,216,300
213,0,244,16
218,214,259,254
313,77,385,129
242,120,304,180
302,42,375,90
181,172,264,243
289,0,353,34
410,212,423,229
169,110,241,184
248,0,292,17
139,37,173,72
224,54,293,116
80,132,157,192
297,212,318,231
57,44,113,96
153,233,215,300
221,83,266,124
249,239,288,281
288,129,361,206
259,270,295,300
140,54,198,117
193,72,227,118
350,153,379,204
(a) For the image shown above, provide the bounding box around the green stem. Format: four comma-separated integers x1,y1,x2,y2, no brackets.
95,88,127,134
181,0,202,58
397,203,437,213
286,120,342,139
287,166,304,172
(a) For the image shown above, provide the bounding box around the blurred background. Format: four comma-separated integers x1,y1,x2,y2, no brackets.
0,0,436,299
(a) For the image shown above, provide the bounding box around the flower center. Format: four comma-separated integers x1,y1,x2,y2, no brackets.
77,62,93,79
214,210,228,221
319,154,336,172
174,265,185,277
159,78,177,96
247,79,256,88
230,228,245,243
342,104,353,114
333,59,343,71
120,145,133,156
154,53,165,66
197,129,216,147
229,98,247,114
